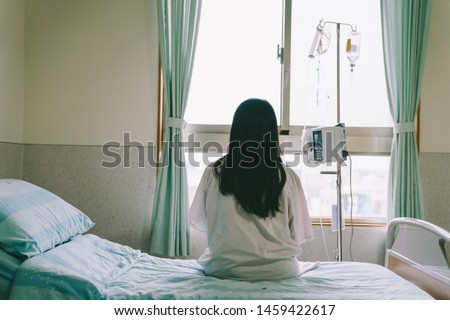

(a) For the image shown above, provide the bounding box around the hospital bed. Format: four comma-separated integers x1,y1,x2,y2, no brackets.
0,179,448,300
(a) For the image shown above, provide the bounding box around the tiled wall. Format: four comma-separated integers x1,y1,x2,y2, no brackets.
0,142,23,179
421,153,450,232
22,144,156,253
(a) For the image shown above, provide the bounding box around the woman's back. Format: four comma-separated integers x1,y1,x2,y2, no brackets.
189,98,313,281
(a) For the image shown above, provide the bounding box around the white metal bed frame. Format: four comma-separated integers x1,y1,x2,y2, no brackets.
386,217,450,299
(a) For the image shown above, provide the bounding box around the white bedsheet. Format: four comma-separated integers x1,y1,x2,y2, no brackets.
9,234,433,300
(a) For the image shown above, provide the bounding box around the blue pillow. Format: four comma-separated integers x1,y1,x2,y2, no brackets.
0,179,94,258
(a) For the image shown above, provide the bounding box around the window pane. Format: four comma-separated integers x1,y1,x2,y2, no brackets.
185,0,282,125
290,0,392,127
283,154,389,218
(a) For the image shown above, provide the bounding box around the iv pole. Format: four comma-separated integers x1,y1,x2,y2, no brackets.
313,20,357,262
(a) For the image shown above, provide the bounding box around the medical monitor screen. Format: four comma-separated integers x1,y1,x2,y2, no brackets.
312,130,323,162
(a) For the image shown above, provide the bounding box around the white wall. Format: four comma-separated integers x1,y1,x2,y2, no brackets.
0,0,25,143
24,0,158,146
421,0,450,153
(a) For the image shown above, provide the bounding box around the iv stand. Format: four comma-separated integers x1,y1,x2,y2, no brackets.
318,21,356,262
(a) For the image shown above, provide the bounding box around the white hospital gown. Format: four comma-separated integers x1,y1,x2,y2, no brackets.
190,165,314,281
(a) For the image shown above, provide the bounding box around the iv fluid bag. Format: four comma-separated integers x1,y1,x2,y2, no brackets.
346,31,361,68
308,27,331,58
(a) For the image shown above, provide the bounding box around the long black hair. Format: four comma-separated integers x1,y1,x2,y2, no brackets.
214,98,286,218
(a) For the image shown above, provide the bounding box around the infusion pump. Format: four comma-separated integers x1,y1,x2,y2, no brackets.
302,124,348,164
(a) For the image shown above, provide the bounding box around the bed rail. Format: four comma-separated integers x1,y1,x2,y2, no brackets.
386,217,450,299
387,217,450,250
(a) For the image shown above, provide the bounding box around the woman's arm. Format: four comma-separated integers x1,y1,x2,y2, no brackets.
189,167,211,232
287,168,315,245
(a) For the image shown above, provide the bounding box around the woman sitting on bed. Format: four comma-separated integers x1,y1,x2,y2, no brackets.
190,98,314,281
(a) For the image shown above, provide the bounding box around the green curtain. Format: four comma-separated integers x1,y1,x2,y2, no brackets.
149,0,202,256
380,0,432,221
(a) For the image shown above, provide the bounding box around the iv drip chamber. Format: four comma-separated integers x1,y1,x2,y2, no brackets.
346,31,361,71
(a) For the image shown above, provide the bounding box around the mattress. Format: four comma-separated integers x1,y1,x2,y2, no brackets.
9,234,432,300
0,248,22,299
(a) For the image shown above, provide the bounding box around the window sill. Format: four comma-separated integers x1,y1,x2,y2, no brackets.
311,217,386,227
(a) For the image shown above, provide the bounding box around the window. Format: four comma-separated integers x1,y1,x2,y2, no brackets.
184,0,392,222
185,0,282,125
